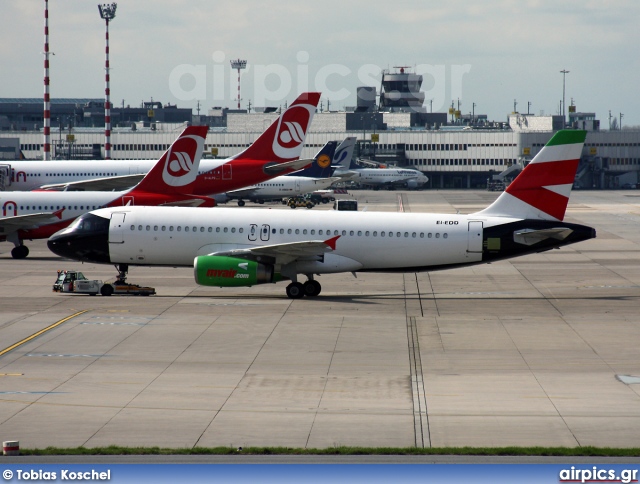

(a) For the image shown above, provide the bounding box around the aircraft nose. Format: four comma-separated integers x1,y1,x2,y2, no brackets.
47,215,111,263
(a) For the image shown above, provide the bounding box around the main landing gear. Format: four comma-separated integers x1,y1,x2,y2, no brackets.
285,277,321,299
8,233,29,259
11,244,29,259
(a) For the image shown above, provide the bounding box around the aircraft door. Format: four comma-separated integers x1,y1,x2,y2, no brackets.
0,164,11,190
110,212,127,244
295,179,301,192
248,224,258,241
260,224,270,242
222,163,232,180
467,221,483,253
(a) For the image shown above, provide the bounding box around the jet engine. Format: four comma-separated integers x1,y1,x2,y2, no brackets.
194,256,276,287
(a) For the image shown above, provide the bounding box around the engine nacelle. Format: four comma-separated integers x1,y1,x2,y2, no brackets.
194,256,275,287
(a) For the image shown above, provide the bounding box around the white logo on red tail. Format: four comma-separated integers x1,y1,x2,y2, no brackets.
162,134,205,187
272,104,314,159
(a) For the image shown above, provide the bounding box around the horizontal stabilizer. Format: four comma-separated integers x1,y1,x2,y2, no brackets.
264,158,313,174
513,227,573,246
160,197,215,207
40,173,144,192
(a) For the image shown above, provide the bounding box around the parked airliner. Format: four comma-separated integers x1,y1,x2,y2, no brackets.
48,130,594,299
217,137,356,206
1,126,211,259
0,93,321,195
337,164,429,189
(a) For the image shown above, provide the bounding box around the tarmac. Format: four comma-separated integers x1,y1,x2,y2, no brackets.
0,189,639,450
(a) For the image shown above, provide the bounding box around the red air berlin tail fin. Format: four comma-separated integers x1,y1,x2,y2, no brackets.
128,126,208,195
475,130,587,221
231,92,321,162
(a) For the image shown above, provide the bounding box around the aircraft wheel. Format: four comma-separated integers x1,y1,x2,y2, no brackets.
11,245,29,259
303,280,321,297
237,200,245,207
100,284,114,297
286,282,305,299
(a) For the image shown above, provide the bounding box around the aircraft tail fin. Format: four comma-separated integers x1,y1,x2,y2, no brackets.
332,137,357,168
291,141,338,178
127,126,208,195
231,92,321,162
474,130,586,221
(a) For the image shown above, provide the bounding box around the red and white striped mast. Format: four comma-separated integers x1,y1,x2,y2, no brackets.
230,59,247,110
98,3,117,159
43,0,51,160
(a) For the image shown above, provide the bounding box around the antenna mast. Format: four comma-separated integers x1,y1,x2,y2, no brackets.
230,59,247,109
98,3,117,159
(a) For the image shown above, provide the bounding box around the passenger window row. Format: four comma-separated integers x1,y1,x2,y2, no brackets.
17,205,100,211
129,225,448,239
130,225,243,234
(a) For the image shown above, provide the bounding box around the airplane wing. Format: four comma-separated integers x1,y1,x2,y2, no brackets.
263,158,313,175
0,209,65,234
39,174,145,192
209,236,340,266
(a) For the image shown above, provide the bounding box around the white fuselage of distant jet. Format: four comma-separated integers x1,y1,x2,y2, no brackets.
338,167,428,188
1,159,223,191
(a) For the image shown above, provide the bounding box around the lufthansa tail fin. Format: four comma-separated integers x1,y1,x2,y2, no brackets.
290,141,338,178
127,125,208,195
231,92,321,162
474,130,587,221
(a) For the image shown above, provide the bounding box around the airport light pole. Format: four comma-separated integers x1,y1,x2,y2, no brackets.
560,69,569,129
98,3,117,159
43,0,51,160
230,59,247,110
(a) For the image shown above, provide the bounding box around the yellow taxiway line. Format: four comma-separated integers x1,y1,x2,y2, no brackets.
0,310,90,357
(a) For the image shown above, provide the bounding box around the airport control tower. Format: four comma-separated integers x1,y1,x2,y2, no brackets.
379,66,425,112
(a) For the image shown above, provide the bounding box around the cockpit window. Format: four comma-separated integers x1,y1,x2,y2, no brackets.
69,213,110,233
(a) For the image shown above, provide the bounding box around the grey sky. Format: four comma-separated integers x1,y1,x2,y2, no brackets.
2,0,639,126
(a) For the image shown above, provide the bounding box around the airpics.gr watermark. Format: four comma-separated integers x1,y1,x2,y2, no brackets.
168,50,471,108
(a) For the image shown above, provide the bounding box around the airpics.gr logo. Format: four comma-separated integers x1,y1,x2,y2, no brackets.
316,154,331,169
162,134,205,187
272,104,313,160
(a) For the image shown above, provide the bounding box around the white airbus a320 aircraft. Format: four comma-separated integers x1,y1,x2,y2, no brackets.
48,130,595,299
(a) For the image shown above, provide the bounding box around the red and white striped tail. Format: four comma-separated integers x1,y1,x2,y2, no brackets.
230,92,320,162
475,130,587,221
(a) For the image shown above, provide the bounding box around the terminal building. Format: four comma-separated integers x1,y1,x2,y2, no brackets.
1,69,639,189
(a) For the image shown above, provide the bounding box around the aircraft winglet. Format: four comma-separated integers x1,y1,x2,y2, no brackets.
324,235,340,250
